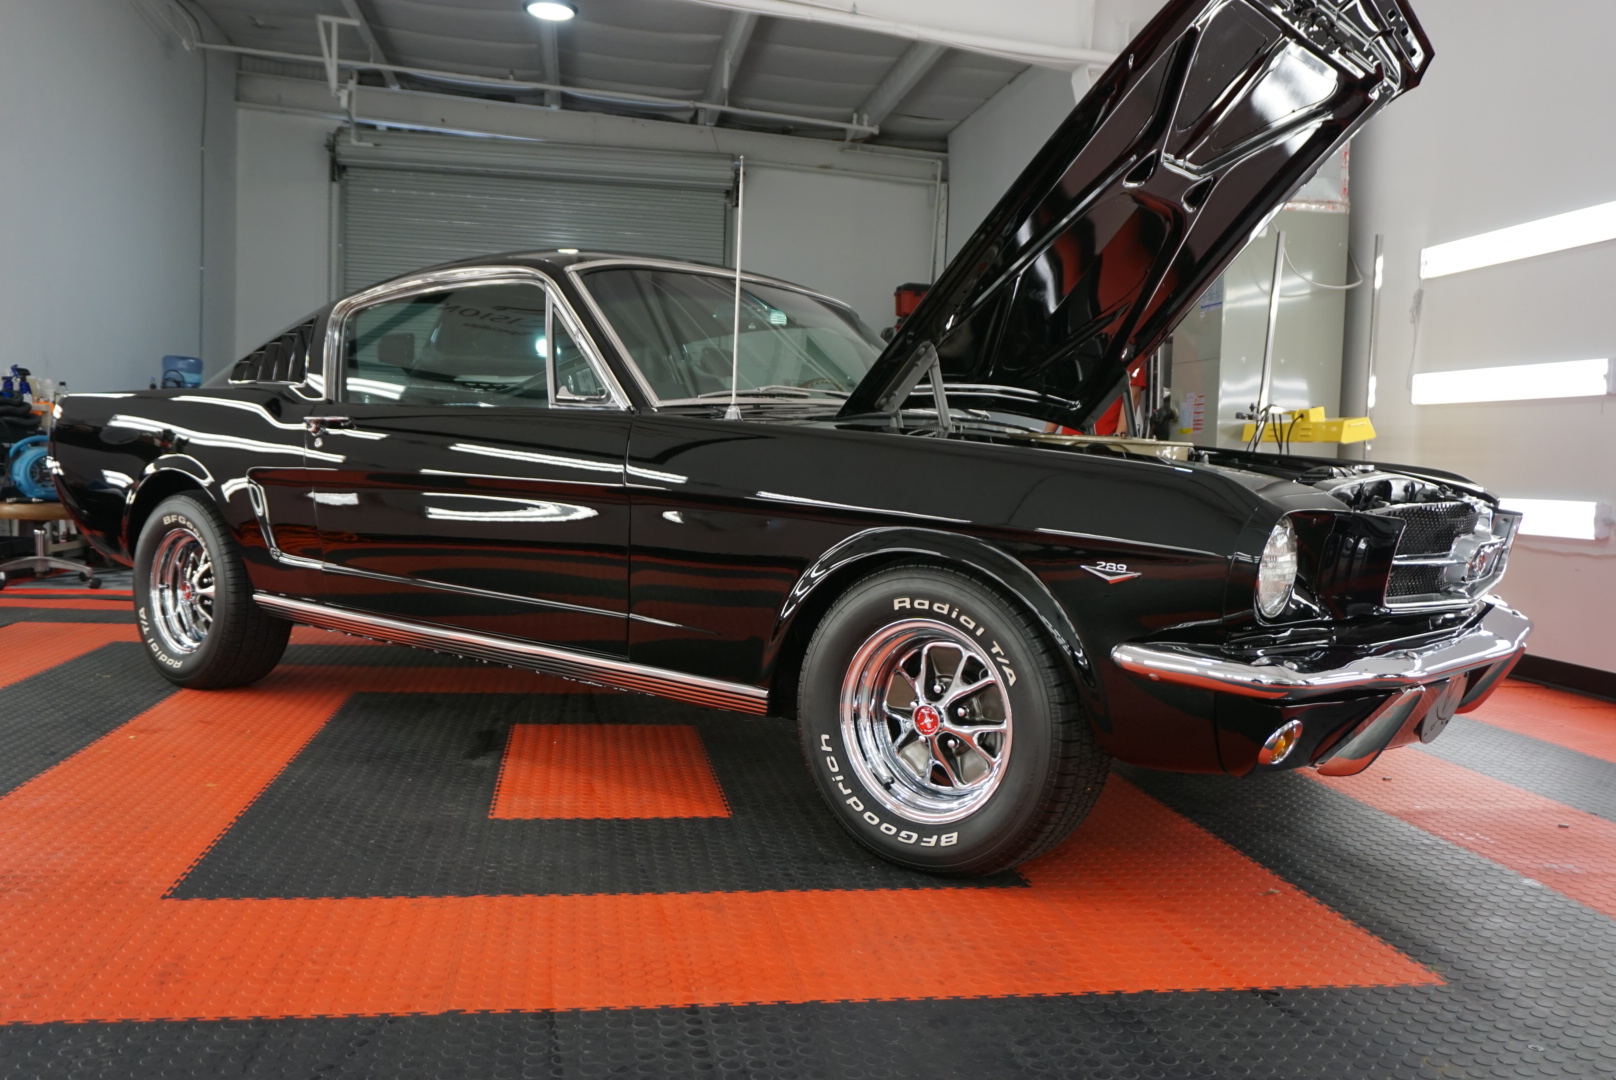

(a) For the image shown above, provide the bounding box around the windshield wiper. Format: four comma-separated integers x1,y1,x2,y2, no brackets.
694,385,849,400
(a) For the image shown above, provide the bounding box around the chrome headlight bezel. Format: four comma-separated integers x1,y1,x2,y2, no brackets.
1255,517,1300,619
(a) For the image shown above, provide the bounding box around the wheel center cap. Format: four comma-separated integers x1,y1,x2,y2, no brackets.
913,704,941,736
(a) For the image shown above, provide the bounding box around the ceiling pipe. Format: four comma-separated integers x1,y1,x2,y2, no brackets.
192,40,880,136
853,40,946,130
698,11,759,126
536,20,562,108
337,0,399,89
684,0,1118,70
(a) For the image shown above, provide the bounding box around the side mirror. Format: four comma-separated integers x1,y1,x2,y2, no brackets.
377,333,415,368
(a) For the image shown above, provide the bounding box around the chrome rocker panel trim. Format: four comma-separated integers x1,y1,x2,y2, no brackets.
1110,601,1531,702
254,594,770,715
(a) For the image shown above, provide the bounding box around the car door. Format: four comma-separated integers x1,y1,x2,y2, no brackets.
307,268,633,658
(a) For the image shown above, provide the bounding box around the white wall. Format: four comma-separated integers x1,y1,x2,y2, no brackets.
945,66,1077,262
1344,0,1616,672
234,110,335,357
0,0,234,392
743,166,938,332
942,0,1165,261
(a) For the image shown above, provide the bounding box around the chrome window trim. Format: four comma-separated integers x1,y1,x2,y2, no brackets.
564,259,870,409
324,265,631,412
254,593,768,715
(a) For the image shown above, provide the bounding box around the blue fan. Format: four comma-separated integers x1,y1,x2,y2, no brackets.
8,436,55,501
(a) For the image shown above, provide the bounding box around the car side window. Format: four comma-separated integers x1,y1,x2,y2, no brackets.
550,314,608,403
339,282,609,408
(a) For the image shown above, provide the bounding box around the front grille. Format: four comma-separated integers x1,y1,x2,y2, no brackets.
1386,563,1447,599
1377,501,1478,556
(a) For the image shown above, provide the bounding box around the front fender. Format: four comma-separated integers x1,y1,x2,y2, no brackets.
768,526,1095,690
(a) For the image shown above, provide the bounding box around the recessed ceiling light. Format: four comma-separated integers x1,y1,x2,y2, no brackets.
526,2,576,20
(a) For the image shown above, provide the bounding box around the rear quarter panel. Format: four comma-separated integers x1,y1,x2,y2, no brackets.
52,389,314,583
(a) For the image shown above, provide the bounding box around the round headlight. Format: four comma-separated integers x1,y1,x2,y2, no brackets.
1256,518,1298,618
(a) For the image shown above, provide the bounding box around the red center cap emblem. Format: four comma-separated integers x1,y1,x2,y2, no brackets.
913,704,941,736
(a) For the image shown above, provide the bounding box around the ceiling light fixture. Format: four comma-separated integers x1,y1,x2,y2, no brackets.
526,1,577,20
1410,358,1612,405
1421,199,1616,279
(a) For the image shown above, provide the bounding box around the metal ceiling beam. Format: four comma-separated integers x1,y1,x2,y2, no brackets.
237,73,942,182
336,0,399,89
685,0,1116,70
201,41,880,136
697,11,758,126
854,40,945,128
537,21,562,108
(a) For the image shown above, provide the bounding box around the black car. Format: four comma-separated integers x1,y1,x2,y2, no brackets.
51,0,1526,876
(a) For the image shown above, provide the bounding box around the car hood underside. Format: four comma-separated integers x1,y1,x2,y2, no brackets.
841,0,1431,432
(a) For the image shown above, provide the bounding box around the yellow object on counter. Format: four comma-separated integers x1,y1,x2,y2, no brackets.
1239,406,1375,445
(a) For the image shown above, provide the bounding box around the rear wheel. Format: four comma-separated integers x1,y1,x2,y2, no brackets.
133,493,290,688
798,564,1110,875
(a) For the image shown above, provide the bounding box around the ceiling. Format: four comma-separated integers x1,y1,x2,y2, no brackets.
194,0,1035,150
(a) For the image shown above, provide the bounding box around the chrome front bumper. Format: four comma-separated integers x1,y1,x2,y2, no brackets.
1110,601,1531,704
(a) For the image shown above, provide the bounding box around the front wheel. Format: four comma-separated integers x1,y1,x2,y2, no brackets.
133,493,290,688
797,564,1110,875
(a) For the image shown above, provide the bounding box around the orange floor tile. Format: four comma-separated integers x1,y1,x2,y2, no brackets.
493,724,731,819
0,663,1435,1023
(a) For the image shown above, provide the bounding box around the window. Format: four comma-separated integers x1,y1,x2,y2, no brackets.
340,282,608,407
582,268,881,403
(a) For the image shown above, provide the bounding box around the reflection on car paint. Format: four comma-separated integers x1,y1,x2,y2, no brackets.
107,414,345,464
422,493,599,524
753,489,971,525
448,442,623,477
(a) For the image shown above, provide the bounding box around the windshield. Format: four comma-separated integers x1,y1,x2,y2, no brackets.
581,267,883,403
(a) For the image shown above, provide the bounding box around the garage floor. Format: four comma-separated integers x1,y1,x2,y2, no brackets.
0,591,1613,1079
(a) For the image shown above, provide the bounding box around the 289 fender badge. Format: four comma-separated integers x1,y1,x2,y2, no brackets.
1082,562,1141,584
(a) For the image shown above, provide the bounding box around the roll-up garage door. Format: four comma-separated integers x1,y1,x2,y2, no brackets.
335,131,734,294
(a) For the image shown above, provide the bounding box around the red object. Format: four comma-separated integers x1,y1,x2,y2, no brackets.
894,282,929,319
492,724,730,819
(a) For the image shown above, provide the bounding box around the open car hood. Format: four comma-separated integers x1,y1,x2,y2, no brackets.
841,0,1431,429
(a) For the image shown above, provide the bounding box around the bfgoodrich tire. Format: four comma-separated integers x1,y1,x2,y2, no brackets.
133,493,290,688
798,564,1110,875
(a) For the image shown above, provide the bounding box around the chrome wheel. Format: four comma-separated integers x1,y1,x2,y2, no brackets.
840,620,1012,823
150,527,214,654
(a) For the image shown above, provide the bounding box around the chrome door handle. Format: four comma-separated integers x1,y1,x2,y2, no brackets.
304,416,354,435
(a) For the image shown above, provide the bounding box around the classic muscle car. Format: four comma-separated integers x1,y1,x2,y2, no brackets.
51,0,1528,875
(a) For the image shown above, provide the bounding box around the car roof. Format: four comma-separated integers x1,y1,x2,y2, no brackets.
417,251,849,308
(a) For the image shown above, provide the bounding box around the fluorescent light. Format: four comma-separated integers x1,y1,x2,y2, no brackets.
1411,358,1611,404
1499,498,1610,541
556,247,579,254
1421,199,1616,279
526,1,576,20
